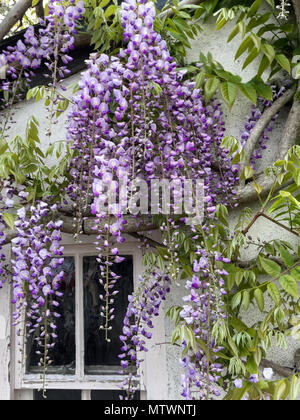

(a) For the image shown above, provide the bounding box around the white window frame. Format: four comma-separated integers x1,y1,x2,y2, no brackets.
12,237,169,400
13,240,149,399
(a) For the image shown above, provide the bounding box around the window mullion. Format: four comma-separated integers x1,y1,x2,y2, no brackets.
81,390,91,400
75,254,84,380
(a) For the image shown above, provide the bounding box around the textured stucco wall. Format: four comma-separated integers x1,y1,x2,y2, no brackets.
2,16,299,400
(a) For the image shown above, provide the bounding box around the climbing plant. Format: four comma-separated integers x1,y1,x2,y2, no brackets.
0,0,299,401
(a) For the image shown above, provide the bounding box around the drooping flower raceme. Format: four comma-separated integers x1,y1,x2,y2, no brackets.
180,249,228,400
0,0,85,137
11,202,64,369
119,272,171,399
66,0,238,339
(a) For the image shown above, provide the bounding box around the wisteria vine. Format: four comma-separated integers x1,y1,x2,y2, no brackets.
119,272,171,399
180,250,228,400
11,201,64,391
0,0,288,401
67,0,239,345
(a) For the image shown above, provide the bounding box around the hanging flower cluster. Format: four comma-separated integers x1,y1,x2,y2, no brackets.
0,0,84,302
11,202,64,369
179,250,228,400
276,0,291,19
119,272,171,399
66,0,239,339
0,180,30,289
0,0,85,136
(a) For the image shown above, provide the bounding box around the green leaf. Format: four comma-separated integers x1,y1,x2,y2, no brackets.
203,0,218,15
2,213,16,230
275,54,291,74
254,288,265,311
231,292,242,309
239,83,257,105
32,0,40,8
220,82,238,108
289,375,300,400
195,72,206,89
100,0,111,7
227,24,240,43
104,4,116,18
280,246,295,267
258,55,271,77
243,48,260,69
224,383,251,400
235,36,252,60
294,168,300,184
291,266,300,281
241,165,254,180
245,355,258,374
231,317,248,332
267,283,281,305
248,0,262,17
204,77,220,102
274,379,288,401
265,0,275,7
253,80,273,101
242,290,250,311
253,182,262,195
279,275,299,299
228,21,246,43
26,86,39,101
260,257,281,278
262,43,275,64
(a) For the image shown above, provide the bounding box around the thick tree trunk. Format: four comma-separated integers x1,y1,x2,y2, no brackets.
276,81,300,159
239,87,296,177
4,214,155,244
292,0,300,31
0,0,32,42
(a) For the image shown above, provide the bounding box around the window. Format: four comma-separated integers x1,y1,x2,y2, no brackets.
13,242,147,400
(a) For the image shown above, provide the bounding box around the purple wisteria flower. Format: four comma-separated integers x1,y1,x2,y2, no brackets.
180,248,228,400
0,0,85,128
11,201,64,369
118,272,171,399
66,0,239,341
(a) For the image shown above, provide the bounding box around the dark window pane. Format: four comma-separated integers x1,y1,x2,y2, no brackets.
27,257,76,374
91,390,140,400
34,389,81,400
84,256,133,372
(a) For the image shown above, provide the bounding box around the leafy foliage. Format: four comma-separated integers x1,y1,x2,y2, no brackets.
82,0,202,61
164,144,300,400
0,0,299,401
180,0,300,107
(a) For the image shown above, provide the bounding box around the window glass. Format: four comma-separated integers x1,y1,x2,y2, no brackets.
83,255,134,372
91,390,140,400
27,257,76,374
34,389,81,400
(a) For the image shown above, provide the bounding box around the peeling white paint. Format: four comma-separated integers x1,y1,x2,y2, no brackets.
0,315,5,340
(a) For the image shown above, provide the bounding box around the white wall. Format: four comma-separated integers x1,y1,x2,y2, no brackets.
0,245,11,400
